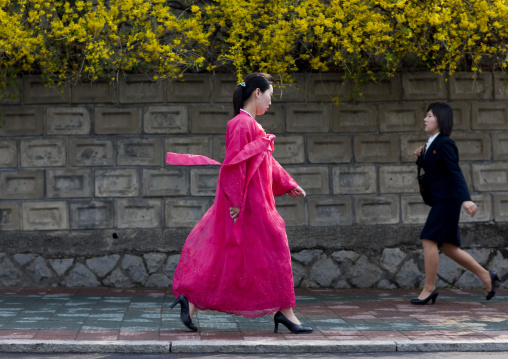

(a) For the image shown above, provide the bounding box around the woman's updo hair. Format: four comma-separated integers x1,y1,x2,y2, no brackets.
233,72,274,116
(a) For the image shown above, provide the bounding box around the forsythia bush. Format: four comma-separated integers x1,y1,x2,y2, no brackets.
1,0,508,92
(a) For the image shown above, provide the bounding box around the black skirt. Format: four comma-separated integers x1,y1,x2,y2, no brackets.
420,201,462,246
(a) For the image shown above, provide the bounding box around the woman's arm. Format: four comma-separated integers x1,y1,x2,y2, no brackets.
271,157,299,196
441,139,472,202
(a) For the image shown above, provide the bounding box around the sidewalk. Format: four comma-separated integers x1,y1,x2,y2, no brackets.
0,287,507,354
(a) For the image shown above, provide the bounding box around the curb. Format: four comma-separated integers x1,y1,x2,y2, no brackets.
1,340,508,354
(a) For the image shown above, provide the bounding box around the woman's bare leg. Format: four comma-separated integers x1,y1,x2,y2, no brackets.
417,239,439,299
280,308,301,325
189,302,195,318
441,243,492,291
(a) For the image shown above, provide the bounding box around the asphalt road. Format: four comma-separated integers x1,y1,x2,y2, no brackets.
0,353,506,359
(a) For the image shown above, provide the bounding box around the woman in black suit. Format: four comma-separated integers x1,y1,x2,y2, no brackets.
411,102,500,305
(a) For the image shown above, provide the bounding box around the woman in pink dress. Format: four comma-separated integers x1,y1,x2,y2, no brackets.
167,73,312,334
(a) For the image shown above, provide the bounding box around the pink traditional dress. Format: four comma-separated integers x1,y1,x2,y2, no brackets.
166,111,299,318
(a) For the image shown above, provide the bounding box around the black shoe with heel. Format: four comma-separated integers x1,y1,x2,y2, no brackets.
410,289,438,305
169,295,198,331
487,271,501,300
273,311,313,334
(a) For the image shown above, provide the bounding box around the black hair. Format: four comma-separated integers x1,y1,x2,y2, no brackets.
427,102,453,136
233,72,274,116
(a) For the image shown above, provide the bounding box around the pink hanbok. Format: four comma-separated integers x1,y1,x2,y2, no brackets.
167,112,298,318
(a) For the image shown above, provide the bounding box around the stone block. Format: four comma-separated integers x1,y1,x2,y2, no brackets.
272,74,307,102
0,78,21,105
20,139,66,167
472,163,508,191
379,103,424,132
212,136,227,163
452,133,491,161
46,107,91,135
143,106,188,134
0,170,44,200
357,74,401,101
331,103,378,133
117,138,163,166
119,75,164,103
165,198,211,227
400,133,429,163
68,138,114,166
471,102,508,130
0,140,17,168
493,134,508,161
401,195,431,224
142,168,188,197
47,169,91,198
22,201,69,230
332,165,376,194
94,107,141,135
307,135,352,163
449,102,470,131
285,166,329,195
69,200,115,229
95,169,139,197
23,76,70,104
190,105,232,134
402,72,447,100
117,199,162,229
271,136,305,164
0,108,43,136
307,74,347,102
168,74,212,103
493,194,508,222
379,165,418,193
449,72,493,100
274,196,307,227
493,72,508,100
355,195,400,225
0,202,20,231
308,197,353,226
258,104,284,133
286,103,330,132
460,164,473,189
71,82,114,103
190,168,219,196
459,194,492,223
165,136,213,158
213,74,238,103
354,135,399,163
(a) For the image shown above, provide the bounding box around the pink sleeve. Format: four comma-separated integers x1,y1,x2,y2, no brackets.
219,120,252,207
271,157,298,197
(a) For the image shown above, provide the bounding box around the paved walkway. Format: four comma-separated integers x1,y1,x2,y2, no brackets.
0,287,507,353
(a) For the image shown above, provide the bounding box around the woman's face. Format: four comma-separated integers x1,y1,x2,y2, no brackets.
255,84,273,116
424,110,440,135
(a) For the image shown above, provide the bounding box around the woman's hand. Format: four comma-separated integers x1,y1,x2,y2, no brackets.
229,206,240,221
462,201,477,217
413,145,425,159
289,186,306,198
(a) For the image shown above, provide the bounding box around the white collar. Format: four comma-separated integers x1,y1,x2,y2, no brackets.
426,132,440,148
240,109,254,118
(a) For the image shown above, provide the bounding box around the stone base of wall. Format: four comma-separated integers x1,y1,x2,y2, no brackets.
1,223,506,289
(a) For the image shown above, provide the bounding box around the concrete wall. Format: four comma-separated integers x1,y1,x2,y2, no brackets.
0,72,507,289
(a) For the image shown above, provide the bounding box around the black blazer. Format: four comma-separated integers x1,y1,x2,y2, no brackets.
417,134,471,205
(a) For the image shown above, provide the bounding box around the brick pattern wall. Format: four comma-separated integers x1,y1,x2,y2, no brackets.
0,72,507,288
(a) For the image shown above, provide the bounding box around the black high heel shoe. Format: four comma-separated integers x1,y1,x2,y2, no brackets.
169,295,197,331
487,271,501,300
273,311,313,334
410,289,438,305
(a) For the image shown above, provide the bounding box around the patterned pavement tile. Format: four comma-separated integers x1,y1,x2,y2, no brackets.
0,288,506,343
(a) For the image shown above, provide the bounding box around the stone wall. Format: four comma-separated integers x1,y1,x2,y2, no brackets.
0,72,507,289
